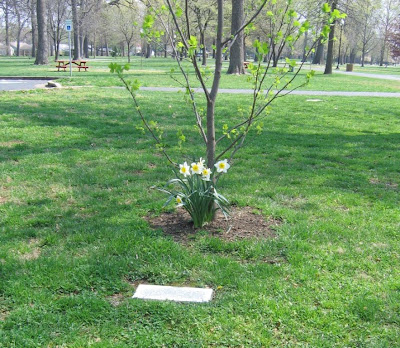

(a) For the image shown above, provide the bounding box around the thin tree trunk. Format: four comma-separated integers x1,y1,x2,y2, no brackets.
35,0,48,64
227,0,245,74
201,31,207,66
30,0,37,57
5,0,11,56
302,30,308,62
212,38,216,59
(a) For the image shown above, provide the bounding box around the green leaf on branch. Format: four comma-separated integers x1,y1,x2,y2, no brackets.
322,3,331,13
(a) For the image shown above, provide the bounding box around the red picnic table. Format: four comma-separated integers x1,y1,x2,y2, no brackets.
56,60,89,72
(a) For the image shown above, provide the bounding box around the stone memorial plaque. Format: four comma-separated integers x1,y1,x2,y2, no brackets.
132,284,213,303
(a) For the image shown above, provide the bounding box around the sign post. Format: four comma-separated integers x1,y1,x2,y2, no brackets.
65,20,73,77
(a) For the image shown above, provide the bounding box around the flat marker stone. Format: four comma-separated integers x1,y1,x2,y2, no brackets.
132,284,213,303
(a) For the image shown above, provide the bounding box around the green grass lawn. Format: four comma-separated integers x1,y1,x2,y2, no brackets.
1,56,400,92
0,85,399,346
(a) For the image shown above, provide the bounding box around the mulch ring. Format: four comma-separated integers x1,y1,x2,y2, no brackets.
147,206,281,244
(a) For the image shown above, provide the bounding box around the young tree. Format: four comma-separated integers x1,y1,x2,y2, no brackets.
111,1,342,225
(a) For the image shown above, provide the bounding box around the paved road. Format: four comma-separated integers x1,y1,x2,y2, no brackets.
0,79,49,91
140,87,400,98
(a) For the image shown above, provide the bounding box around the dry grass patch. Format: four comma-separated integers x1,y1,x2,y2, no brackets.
0,140,24,148
18,239,42,261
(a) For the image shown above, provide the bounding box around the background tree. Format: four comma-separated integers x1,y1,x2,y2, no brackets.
12,0,29,56
324,0,337,74
47,0,68,61
227,0,245,74
378,0,399,65
34,0,47,64
0,0,12,55
389,14,400,58
29,0,37,57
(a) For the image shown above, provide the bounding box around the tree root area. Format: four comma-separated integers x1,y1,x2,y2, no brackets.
147,206,280,244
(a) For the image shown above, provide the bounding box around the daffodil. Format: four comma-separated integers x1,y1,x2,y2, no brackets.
179,162,191,177
201,167,212,181
215,159,230,173
191,162,202,175
176,195,184,207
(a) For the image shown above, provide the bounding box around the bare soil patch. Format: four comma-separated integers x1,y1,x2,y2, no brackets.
147,206,280,244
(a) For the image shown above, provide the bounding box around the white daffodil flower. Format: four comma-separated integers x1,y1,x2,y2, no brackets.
201,168,212,181
176,195,184,207
179,162,191,177
191,162,202,175
215,159,230,173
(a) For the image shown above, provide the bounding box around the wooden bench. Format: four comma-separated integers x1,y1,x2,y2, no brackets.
56,64,68,72
244,61,250,69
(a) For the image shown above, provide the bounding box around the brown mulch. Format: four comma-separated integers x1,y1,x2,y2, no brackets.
147,206,280,244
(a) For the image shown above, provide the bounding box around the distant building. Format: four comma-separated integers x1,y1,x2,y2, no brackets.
0,43,15,56
10,42,32,56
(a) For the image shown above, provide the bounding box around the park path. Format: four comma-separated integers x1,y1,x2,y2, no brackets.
1,79,399,97
311,67,400,81
139,87,400,98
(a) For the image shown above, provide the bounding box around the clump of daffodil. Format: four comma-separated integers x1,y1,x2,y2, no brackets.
157,158,231,228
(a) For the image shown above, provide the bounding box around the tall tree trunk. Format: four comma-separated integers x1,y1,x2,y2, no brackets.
83,36,89,58
146,43,151,58
35,0,48,64
30,0,37,57
361,43,366,67
324,0,337,75
127,42,131,63
312,39,324,64
71,0,80,59
272,44,278,67
227,0,245,74
379,43,385,66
